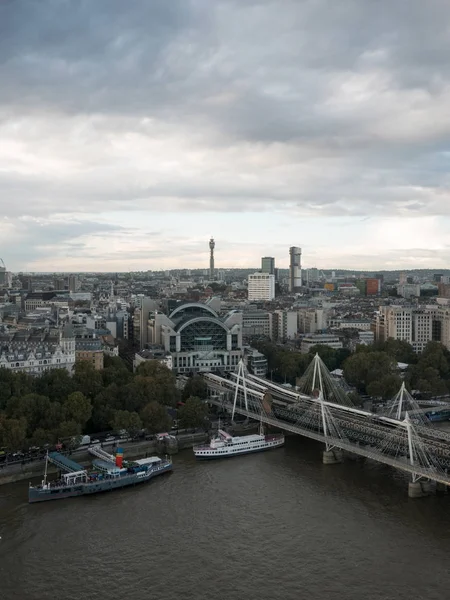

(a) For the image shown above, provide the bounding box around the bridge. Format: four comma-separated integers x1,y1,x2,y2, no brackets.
203,355,450,498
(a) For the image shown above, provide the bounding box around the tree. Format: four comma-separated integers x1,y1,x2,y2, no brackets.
73,362,103,398
366,374,403,400
182,375,208,401
29,427,54,448
33,369,76,402
110,410,142,435
343,351,398,393
140,402,172,433
0,417,27,451
102,356,132,387
374,339,416,365
178,396,209,429
136,361,180,407
64,392,92,426
56,420,82,440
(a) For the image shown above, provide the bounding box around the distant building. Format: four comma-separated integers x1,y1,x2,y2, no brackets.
373,305,450,352
242,310,272,338
289,247,302,292
76,349,104,370
246,348,268,376
271,310,297,342
148,302,243,374
298,308,327,334
261,257,275,275
0,324,75,374
248,273,275,301
397,284,421,299
300,334,343,354
133,348,173,372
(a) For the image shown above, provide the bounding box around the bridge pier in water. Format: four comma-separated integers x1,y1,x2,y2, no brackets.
408,480,433,498
322,449,343,464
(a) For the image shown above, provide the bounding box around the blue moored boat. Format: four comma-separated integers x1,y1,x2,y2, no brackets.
28,449,172,503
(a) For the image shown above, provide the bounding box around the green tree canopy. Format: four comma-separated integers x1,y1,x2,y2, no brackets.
0,416,27,451
178,396,209,430
140,401,172,434
110,410,142,435
73,362,103,398
366,374,403,400
63,392,92,426
182,375,208,401
343,351,398,393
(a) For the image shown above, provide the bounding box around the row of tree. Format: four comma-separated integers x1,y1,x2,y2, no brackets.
253,338,450,400
0,356,209,452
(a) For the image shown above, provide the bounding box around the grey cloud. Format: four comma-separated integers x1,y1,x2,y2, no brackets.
2,0,450,231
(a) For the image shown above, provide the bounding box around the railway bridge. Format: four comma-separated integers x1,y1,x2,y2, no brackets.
202,355,450,498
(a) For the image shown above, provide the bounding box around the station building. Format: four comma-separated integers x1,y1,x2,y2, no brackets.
148,302,243,374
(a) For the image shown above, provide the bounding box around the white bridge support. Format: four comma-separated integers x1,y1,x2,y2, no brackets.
232,359,248,422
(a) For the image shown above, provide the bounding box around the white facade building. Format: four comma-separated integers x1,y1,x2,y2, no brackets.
300,334,343,354
248,273,275,301
373,305,450,352
0,325,76,375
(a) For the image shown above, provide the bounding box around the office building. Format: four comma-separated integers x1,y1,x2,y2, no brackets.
248,273,275,301
300,334,343,354
373,305,450,352
261,257,275,275
289,247,302,292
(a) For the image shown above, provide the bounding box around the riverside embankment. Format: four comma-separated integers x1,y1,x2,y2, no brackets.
0,431,208,485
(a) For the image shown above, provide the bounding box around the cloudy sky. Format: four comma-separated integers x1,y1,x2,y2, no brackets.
1,0,450,272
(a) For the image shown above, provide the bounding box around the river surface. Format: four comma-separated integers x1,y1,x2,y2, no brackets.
1,436,450,600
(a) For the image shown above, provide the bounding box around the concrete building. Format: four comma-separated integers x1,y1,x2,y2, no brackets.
24,292,57,312
0,324,76,374
242,310,272,338
76,349,104,370
373,305,450,352
149,302,243,374
261,257,275,275
397,284,421,299
298,308,327,334
248,273,275,301
0,259,12,289
300,334,343,354
246,348,268,376
272,310,297,342
289,246,302,292
328,318,372,331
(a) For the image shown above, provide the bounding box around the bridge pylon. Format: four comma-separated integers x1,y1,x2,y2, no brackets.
382,382,429,425
298,353,354,406
231,359,249,422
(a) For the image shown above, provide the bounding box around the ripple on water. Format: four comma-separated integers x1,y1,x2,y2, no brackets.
1,440,450,600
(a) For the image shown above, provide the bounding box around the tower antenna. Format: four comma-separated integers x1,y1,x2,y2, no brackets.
209,237,215,281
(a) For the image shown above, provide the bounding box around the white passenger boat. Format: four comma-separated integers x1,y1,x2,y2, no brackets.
193,422,284,459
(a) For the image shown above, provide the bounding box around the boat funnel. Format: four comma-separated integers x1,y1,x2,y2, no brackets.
115,447,123,468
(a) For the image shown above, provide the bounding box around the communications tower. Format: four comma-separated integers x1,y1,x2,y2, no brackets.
209,237,215,280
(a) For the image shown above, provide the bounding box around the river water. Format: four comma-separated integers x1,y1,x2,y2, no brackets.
1,436,450,600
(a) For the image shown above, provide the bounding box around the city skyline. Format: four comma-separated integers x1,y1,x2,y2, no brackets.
2,2,450,272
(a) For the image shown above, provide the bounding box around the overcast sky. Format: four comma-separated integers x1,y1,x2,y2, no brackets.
2,0,450,272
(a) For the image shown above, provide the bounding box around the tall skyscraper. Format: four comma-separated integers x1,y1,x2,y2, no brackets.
261,257,275,275
289,247,302,292
209,237,215,280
